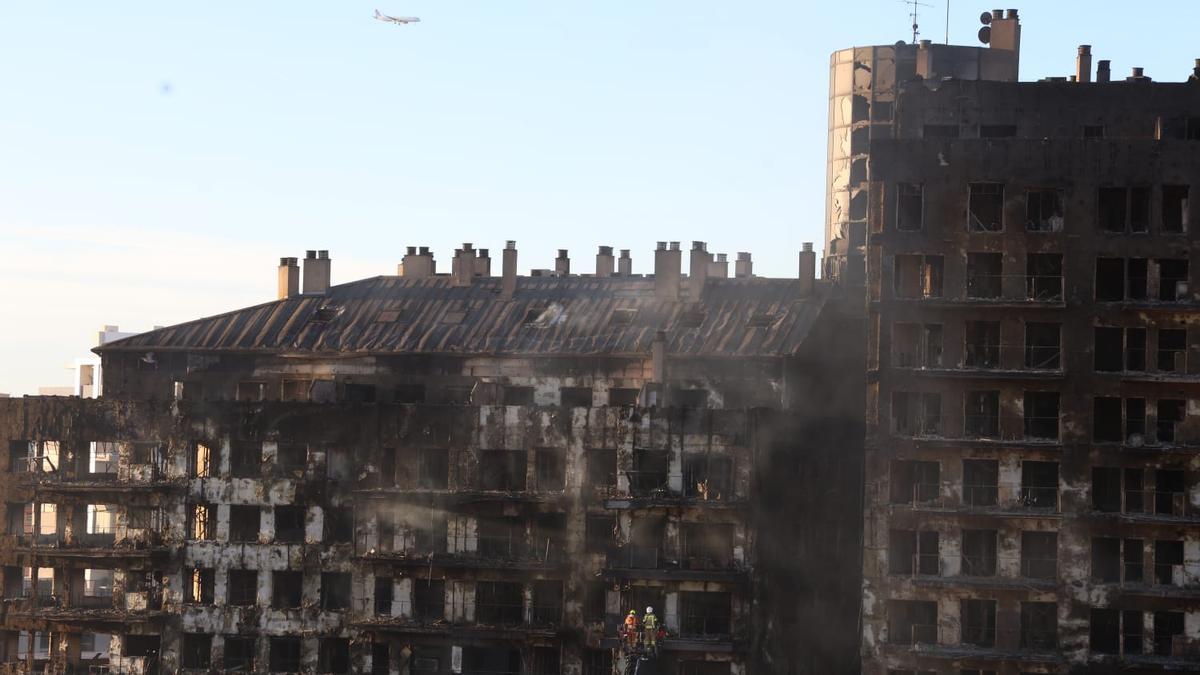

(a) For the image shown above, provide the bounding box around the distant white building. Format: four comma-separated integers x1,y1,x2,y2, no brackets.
72,325,140,397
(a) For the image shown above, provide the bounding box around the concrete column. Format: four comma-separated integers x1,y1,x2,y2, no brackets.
664,592,680,633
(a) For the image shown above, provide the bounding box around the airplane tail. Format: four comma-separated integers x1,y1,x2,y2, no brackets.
374,9,382,18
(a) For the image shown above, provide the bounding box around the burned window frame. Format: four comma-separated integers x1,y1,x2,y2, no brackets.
967,182,1004,232
896,182,923,232
1025,188,1064,232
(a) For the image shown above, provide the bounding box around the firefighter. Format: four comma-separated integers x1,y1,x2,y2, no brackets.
643,606,659,652
623,609,640,648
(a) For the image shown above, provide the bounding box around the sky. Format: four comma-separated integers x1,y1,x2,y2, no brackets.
2,1,1197,394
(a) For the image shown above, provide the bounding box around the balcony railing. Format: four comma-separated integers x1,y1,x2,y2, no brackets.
961,555,998,577
473,602,524,627
1018,485,1059,510
1119,489,1188,517
894,483,942,506
1020,555,1057,580
1026,275,1064,301
962,483,998,507
893,414,1065,442
1156,349,1187,373
958,275,1064,302
961,624,996,647
609,545,661,569
907,623,939,645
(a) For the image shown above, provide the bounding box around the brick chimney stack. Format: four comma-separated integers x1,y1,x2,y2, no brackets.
302,250,331,295
618,249,632,276
735,252,753,279
798,243,816,296
689,241,711,300
555,249,570,276
399,246,437,278
595,246,615,277
654,242,681,301
278,257,299,299
501,241,518,299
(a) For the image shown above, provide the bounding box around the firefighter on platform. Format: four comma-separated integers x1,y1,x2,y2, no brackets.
622,609,640,649
643,606,659,653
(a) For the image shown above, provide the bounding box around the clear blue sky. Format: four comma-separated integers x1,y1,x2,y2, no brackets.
2,1,1196,394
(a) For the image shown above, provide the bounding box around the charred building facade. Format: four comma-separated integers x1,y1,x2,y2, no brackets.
0,242,863,674
840,10,1200,675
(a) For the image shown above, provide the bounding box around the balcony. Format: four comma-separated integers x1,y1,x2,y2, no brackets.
890,413,1063,445
359,534,566,571
901,627,1062,660
602,545,748,582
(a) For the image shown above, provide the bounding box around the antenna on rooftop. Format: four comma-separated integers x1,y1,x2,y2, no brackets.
945,0,950,43
901,0,934,43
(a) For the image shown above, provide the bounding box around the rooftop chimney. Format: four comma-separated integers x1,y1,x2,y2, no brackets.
501,241,517,299
595,246,615,277
452,243,476,287
555,249,571,276
399,246,436,278
689,241,711,300
475,248,491,277
1097,59,1111,83
735,252,753,279
1126,67,1149,81
1076,45,1092,83
277,257,299,299
709,253,729,279
798,243,816,296
302,250,331,295
654,242,681,301
618,249,632,276
651,330,667,384
987,7,1021,76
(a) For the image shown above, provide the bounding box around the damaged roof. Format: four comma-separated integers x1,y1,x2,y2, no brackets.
97,276,828,358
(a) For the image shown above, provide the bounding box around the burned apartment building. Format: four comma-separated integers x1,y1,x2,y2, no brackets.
829,8,1200,675
0,242,864,674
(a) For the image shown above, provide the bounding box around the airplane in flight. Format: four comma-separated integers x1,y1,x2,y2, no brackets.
374,9,420,25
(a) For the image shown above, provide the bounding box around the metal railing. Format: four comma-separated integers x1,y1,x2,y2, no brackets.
1118,489,1188,517
625,470,670,497
960,624,996,647
895,412,1064,441
473,602,524,626
445,535,561,563
609,545,661,569
530,603,563,625
892,483,942,506
964,414,1000,439
899,553,941,576
907,623,938,645
1154,563,1185,586
1156,420,1180,443
1026,274,1064,301
959,274,1064,301
961,555,998,577
966,275,1003,299
1023,416,1061,441
1020,555,1057,580
962,483,998,507
1156,349,1187,372
1018,485,1059,510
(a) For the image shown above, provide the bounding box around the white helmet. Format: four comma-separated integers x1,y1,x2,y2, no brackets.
646,606,654,614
